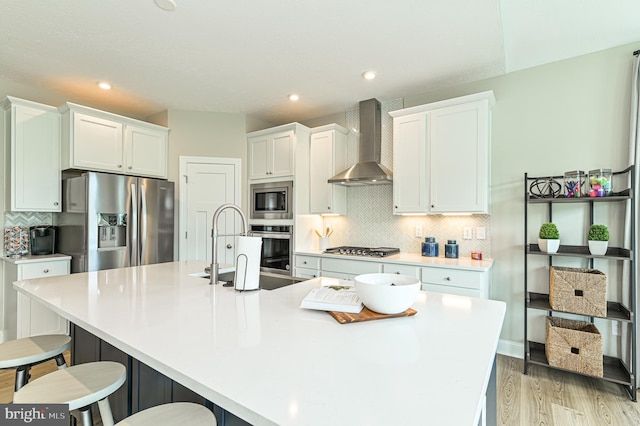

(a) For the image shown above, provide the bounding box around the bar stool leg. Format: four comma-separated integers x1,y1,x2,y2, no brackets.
55,353,68,369
78,406,93,426
14,365,31,392
97,397,115,426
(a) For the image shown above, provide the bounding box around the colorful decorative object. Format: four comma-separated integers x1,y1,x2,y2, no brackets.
563,170,586,198
588,169,613,197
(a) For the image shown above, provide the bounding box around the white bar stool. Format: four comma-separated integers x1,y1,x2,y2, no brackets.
13,361,126,426
115,403,217,425
0,334,71,394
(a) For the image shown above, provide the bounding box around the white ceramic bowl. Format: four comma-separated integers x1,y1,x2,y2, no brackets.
354,273,420,314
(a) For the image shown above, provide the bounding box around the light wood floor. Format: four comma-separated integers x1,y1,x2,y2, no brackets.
498,355,640,425
1,353,639,425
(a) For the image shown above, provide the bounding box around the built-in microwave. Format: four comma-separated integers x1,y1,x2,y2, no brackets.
250,181,293,220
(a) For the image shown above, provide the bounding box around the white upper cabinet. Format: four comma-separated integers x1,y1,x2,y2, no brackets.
392,112,427,214
248,129,295,180
390,91,494,214
60,103,168,178
1,97,61,212
309,124,348,215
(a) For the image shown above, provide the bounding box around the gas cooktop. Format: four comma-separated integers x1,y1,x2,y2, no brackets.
324,246,400,257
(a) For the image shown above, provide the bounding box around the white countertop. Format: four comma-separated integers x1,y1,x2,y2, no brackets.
2,253,72,264
295,250,494,271
14,260,505,426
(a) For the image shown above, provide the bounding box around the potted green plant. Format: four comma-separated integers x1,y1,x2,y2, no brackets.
588,224,609,256
538,222,560,253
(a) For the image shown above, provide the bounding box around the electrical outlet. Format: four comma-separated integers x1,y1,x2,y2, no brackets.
612,322,620,336
415,226,423,238
463,227,473,240
476,227,487,240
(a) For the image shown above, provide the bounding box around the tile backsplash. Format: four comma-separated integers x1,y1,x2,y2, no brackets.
322,185,491,257
4,212,53,228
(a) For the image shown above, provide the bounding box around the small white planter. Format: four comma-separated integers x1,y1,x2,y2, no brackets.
538,238,560,253
588,240,608,256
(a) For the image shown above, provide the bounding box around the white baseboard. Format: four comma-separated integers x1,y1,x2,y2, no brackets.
497,339,523,359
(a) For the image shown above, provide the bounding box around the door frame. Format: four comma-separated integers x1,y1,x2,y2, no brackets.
178,156,242,261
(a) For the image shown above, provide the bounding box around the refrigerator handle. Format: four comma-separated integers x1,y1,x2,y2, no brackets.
140,183,147,265
130,183,139,267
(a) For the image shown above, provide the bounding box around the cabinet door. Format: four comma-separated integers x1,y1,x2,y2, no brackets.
11,104,61,211
392,113,428,214
17,260,70,338
72,112,124,173
270,131,295,177
124,125,168,178
309,130,347,214
248,135,270,179
429,100,489,213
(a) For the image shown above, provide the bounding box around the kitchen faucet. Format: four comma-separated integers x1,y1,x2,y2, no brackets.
209,203,248,285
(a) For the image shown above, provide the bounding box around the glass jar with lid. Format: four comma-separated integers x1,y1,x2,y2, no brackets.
563,170,586,198
588,168,612,197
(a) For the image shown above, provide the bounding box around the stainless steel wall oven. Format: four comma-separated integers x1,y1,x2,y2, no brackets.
250,224,292,275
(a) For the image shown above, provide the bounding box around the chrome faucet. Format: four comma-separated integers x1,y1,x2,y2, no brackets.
209,203,248,285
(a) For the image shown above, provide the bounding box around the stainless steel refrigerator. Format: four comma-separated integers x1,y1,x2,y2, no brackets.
56,172,175,273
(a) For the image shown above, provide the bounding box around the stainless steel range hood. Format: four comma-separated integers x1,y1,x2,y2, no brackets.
328,98,392,186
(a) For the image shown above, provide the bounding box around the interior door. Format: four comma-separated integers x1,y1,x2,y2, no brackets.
180,157,241,265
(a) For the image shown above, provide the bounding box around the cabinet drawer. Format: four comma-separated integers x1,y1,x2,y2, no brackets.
383,263,420,278
19,261,69,280
421,283,481,299
421,268,481,290
322,258,381,275
295,255,320,269
295,268,319,280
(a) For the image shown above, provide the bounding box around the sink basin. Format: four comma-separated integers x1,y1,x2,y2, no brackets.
194,271,304,291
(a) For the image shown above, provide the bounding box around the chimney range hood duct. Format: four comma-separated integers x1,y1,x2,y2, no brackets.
328,98,392,186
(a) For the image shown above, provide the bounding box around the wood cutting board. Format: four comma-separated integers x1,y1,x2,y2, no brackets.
329,307,417,324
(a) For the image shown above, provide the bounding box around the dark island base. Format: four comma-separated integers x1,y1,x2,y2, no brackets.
70,324,251,426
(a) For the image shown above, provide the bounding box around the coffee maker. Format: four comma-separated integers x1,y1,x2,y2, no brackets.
29,226,56,255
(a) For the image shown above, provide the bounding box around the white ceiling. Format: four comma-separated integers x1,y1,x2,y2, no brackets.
0,0,638,124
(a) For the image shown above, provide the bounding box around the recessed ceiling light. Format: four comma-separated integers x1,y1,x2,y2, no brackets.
362,71,376,80
154,0,177,11
97,81,112,90
288,93,300,101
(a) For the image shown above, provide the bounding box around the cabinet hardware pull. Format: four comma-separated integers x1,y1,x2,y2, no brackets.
226,244,232,249
43,269,49,273
445,276,452,281
117,164,122,168
53,202,59,206
303,261,307,264
128,166,132,170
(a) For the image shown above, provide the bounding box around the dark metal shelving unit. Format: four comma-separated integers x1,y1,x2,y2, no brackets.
523,166,637,401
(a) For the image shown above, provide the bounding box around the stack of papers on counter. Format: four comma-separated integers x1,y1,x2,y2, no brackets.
300,285,364,313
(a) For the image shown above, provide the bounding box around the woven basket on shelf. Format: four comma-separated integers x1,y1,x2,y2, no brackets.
549,266,607,317
545,316,603,377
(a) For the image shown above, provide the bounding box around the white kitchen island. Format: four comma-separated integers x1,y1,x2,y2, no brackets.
13,260,505,426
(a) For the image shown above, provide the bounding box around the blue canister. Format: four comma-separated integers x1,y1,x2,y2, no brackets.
421,237,439,257
445,240,459,259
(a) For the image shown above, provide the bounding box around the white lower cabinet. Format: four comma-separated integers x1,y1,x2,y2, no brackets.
382,263,421,278
294,255,320,279
8,258,71,338
320,257,381,280
420,267,489,299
